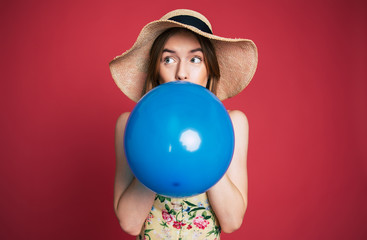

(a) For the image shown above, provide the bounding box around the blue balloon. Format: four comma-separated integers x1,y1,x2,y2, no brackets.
124,81,234,197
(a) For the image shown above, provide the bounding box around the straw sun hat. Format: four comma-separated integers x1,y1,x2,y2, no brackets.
109,9,258,102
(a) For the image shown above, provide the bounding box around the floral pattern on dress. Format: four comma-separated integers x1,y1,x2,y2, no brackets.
137,193,221,240
193,216,210,229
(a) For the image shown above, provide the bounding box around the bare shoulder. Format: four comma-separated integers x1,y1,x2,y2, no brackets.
228,110,249,130
115,112,131,131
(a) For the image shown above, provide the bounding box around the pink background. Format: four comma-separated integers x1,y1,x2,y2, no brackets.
1,0,366,239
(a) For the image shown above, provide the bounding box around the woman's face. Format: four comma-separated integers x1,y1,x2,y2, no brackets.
158,31,208,87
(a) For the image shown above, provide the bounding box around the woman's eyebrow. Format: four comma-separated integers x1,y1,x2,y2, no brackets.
162,49,175,53
190,48,203,53
162,48,203,54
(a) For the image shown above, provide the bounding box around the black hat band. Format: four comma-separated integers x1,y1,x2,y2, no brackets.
168,15,213,34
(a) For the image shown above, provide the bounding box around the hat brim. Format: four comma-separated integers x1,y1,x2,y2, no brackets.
110,20,258,102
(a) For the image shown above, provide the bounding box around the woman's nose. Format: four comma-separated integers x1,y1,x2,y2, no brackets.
176,62,188,80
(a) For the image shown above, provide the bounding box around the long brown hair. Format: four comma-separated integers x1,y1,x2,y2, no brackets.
142,28,220,96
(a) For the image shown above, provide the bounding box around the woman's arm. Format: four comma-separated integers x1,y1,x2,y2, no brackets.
113,112,156,236
207,110,249,233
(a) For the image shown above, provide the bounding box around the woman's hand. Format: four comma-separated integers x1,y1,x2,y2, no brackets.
207,110,249,233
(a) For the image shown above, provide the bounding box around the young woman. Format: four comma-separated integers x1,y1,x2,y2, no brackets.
109,9,258,240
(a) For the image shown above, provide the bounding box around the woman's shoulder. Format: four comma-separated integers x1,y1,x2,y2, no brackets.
227,110,249,135
227,110,248,124
117,112,131,121
115,112,131,130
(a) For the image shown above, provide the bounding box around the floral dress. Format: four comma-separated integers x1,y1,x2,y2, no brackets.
137,193,221,240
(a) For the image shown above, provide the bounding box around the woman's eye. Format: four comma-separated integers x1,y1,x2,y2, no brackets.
191,56,202,63
163,57,175,64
